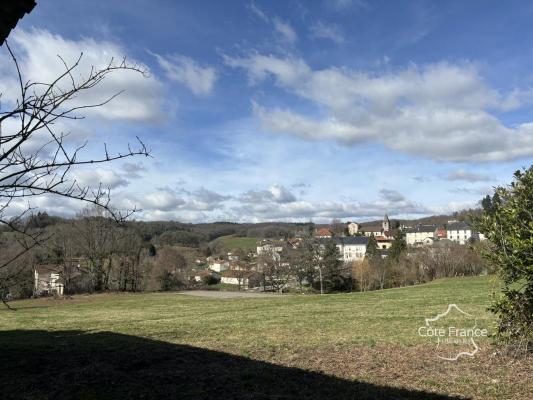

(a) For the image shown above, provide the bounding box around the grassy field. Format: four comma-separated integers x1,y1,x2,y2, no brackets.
1,276,531,399
212,234,259,252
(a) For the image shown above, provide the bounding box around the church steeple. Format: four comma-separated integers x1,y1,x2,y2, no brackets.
382,214,390,231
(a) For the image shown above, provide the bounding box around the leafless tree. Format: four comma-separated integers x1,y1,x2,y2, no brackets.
72,206,122,291
231,248,254,291
259,244,293,293
331,218,345,237
46,223,82,294
0,42,151,293
0,232,35,308
153,246,188,290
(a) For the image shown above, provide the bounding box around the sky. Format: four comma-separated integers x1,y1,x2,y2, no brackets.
1,0,533,223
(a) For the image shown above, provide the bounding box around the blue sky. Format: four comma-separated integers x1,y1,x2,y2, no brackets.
2,0,533,222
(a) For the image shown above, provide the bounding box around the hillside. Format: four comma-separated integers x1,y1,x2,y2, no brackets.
210,234,259,252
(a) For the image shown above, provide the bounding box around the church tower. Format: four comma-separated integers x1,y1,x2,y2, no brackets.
382,214,390,231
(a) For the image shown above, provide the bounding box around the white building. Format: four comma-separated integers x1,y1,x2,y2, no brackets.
34,265,64,296
375,236,393,249
191,269,220,282
256,241,284,255
361,215,391,237
446,221,476,245
422,237,436,246
361,226,383,237
335,236,370,262
209,259,229,272
220,270,261,289
404,225,437,246
347,222,360,236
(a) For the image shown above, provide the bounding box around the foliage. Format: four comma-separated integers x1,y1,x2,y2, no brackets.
158,271,180,291
202,275,220,285
472,167,533,351
156,230,203,247
365,236,378,261
389,230,406,261
293,236,319,289
320,240,352,292
207,227,237,241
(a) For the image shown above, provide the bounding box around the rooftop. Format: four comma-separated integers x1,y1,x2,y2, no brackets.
403,224,436,233
361,225,382,232
335,236,370,246
447,221,471,230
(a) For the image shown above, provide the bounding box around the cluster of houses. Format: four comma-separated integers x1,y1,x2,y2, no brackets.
190,253,260,289
190,215,483,289
33,215,483,295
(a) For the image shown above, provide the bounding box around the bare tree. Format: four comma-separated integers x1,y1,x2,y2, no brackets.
331,218,345,237
153,246,188,290
46,223,82,294
72,206,122,292
232,247,254,291
258,244,292,293
0,42,151,291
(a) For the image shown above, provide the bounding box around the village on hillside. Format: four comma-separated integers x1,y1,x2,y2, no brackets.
34,215,486,295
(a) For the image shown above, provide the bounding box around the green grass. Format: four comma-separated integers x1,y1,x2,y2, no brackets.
0,276,498,352
212,234,259,252
2,276,530,400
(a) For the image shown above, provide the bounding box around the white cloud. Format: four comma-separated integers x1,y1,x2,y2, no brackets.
226,53,533,162
449,186,493,196
310,21,344,43
121,162,147,179
233,194,428,221
248,2,269,22
240,184,297,204
184,187,231,211
245,4,297,46
326,0,369,11
413,176,431,183
499,87,533,111
138,189,185,212
379,189,405,202
446,169,491,182
3,28,164,122
73,169,129,189
112,186,232,216
155,53,217,96
231,182,428,222
273,17,298,44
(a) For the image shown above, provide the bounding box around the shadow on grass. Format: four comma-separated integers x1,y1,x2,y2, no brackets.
0,330,467,400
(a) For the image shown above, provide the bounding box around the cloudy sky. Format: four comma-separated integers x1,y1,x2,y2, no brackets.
2,0,532,223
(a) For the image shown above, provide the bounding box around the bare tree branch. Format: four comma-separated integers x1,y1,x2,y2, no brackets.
0,41,152,287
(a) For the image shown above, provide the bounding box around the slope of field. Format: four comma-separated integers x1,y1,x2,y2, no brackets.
212,234,259,252
1,276,531,399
